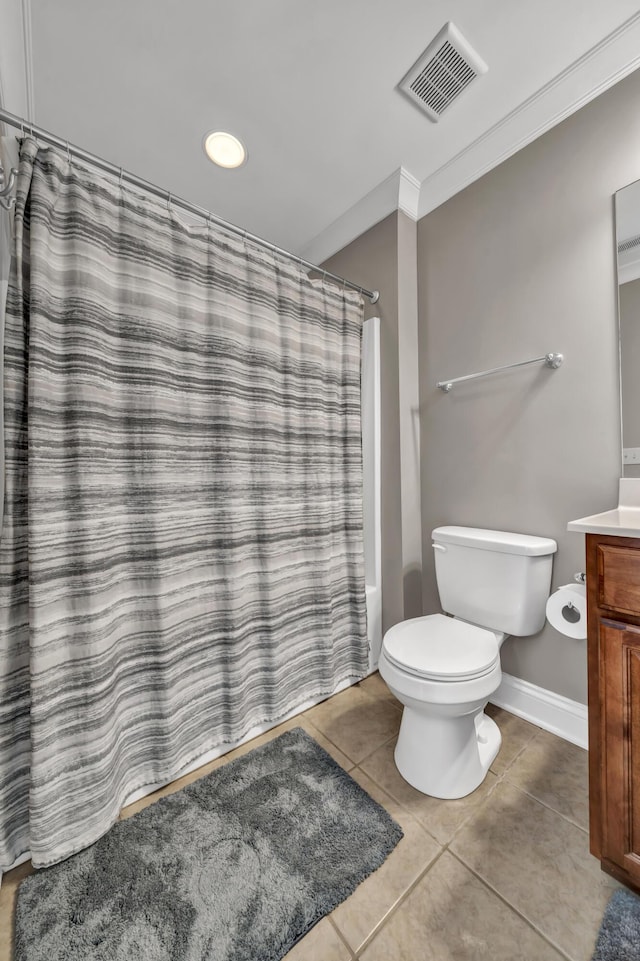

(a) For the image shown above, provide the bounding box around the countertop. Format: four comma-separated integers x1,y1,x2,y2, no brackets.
568,507,640,537
568,478,640,537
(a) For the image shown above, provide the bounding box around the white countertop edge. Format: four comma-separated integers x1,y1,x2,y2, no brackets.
567,479,640,536
568,507,640,537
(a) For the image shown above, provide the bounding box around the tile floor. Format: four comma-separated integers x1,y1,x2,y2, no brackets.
0,673,618,961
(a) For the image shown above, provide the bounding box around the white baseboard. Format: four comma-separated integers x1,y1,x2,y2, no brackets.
490,672,588,750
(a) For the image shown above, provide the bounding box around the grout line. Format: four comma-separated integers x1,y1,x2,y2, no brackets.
335,703,592,960
327,915,358,960
301,716,361,769
355,749,499,849
447,849,574,961
348,844,450,957
501,778,590,835
2,692,586,961
349,716,589,958
351,732,399,769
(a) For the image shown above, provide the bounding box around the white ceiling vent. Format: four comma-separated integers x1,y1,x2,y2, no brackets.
399,22,488,122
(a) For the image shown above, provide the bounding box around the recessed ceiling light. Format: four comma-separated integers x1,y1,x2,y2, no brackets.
203,131,247,169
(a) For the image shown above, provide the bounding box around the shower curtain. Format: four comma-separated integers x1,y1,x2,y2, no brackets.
0,138,368,871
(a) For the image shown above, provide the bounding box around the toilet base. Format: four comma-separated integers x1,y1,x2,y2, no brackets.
394,705,501,799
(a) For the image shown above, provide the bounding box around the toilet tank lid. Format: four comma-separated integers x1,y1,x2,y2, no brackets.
432,526,558,556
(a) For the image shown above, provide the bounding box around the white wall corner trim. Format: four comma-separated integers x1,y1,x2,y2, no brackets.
417,11,640,218
301,166,420,266
398,168,420,221
490,672,588,750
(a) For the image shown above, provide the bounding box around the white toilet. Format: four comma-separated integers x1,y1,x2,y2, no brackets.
379,526,557,799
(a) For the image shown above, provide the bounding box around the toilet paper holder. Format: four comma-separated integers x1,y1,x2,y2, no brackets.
562,600,581,623
563,573,586,620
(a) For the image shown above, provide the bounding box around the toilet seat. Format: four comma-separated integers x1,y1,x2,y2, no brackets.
382,613,500,682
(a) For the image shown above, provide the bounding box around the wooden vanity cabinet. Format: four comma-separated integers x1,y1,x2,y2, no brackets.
586,532,640,892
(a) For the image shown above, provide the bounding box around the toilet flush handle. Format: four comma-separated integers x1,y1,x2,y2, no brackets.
432,544,447,552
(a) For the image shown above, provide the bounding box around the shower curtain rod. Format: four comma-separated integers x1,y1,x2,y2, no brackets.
0,108,379,304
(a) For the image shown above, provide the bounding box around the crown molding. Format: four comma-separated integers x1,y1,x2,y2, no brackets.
417,10,640,218
301,166,420,266
300,167,404,266
618,259,640,285
302,13,640,264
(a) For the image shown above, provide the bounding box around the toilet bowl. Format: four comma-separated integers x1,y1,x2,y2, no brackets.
379,614,504,798
379,526,557,799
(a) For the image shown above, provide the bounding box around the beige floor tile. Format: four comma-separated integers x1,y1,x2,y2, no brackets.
359,851,565,961
450,780,618,961
356,671,401,706
282,917,352,961
1,698,609,961
505,728,589,829
485,703,541,775
360,738,498,845
330,769,441,953
303,686,401,764
0,860,33,961
293,716,355,771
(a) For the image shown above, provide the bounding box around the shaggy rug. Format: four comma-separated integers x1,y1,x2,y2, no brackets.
14,727,403,961
592,888,640,960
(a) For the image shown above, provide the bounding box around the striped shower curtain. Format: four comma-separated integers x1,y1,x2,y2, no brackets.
0,138,368,871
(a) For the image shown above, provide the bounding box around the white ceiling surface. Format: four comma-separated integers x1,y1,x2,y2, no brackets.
14,1,640,263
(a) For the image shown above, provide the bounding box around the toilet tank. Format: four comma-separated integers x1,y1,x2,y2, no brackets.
432,526,557,636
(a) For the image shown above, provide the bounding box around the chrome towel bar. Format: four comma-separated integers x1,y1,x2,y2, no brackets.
437,352,563,392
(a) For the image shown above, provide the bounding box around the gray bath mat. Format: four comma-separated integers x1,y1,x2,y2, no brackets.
15,727,403,961
592,888,640,960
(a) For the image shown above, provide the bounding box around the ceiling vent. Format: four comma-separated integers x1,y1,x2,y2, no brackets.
399,22,488,122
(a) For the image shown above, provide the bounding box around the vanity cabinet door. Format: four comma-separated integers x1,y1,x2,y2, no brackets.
598,617,640,886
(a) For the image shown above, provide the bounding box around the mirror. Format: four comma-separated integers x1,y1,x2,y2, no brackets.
616,180,640,477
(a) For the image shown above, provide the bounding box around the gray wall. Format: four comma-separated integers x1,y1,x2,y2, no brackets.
417,67,640,704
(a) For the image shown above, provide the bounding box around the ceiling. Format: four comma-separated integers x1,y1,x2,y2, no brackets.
3,1,640,264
